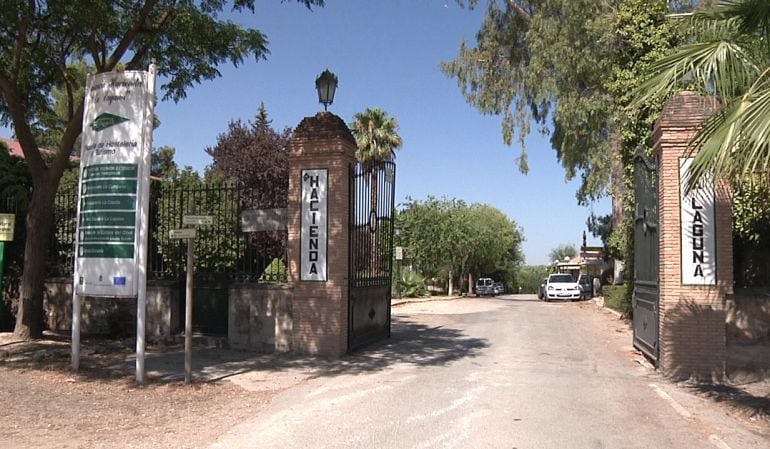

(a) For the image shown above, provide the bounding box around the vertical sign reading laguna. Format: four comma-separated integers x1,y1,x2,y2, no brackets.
300,169,328,281
73,69,155,297
679,157,717,285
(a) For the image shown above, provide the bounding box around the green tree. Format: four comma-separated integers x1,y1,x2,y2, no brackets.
633,0,770,188
350,107,404,163
548,244,577,264
515,265,551,294
398,197,524,295
253,102,273,129
443,0,620,202
444,1,687,308
0,0,324,339
205,105,292,278
0,142,31,326
350,107,403,274
152,146,179,180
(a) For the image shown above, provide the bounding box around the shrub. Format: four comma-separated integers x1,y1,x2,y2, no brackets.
603,284,632,317
395,267,430,298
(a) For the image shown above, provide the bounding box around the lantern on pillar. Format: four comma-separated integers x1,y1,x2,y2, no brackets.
315,69,338,111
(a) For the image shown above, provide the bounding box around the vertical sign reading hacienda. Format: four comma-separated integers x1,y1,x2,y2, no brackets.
680,157,716,285
73,70,155,297
301,169,328,281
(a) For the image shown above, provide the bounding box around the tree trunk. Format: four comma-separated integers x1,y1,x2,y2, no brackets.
610,139,625,230
459,255,469,295
447,266,454,297
468,272,473,296
14,179,57,339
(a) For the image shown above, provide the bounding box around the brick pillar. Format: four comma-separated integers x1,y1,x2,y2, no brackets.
287,112,356,356
654,91,733,381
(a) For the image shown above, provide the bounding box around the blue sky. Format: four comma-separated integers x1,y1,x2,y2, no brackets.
4,0,610,265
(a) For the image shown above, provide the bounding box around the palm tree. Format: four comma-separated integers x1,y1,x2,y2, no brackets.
350,108,403,163
633,0,770,189
349,108,403,276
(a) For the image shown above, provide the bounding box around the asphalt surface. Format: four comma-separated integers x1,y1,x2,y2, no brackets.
206,295,769,449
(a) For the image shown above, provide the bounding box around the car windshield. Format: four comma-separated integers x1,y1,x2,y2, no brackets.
550,274,574,283
485,279,494,286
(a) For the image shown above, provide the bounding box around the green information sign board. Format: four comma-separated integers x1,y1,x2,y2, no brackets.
75,161,141,292
79,228,135,242
80,211,136,227
83,163,138,179
82,179,137,195
79,244,134,259
81,196,136,211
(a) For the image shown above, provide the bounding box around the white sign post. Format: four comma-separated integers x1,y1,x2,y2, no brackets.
71,65,156,385
300,169,328,281
679,157,717,285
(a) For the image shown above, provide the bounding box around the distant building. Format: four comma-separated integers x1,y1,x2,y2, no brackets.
2,136,78,161
554,246,606,280
1,136,26,158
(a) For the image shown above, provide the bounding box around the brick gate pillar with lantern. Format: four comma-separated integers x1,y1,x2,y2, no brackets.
287,111,357,356
654,91,734,381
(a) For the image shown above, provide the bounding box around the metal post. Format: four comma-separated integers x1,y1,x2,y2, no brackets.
185,234,194,384
397,259,402,299
185,203,195,384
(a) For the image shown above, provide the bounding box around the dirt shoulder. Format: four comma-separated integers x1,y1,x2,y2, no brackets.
0,334,279,449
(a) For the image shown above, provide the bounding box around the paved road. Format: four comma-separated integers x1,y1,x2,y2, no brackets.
212,295,768,449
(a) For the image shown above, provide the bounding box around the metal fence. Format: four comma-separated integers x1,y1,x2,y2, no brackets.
5,182,288,282
349,160,396,287
348,159,396,350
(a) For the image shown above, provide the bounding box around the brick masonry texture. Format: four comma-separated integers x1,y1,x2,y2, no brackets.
287,112,357,356
654,92,732,382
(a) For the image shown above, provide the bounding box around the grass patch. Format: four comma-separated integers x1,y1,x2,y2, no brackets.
603,284,632,317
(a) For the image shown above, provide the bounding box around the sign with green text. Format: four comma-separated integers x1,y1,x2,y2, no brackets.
73,69,155,297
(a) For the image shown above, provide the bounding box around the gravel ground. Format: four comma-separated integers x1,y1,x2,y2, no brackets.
0,334,276,449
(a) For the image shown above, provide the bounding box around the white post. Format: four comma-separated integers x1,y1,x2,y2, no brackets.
135,63,157,385
71,292,80,370
70,71,93,373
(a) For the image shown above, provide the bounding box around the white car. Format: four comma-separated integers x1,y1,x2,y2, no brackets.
544,273,581,301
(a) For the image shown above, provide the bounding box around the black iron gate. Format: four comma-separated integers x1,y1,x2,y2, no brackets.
632,150,660,363
349,160,396,351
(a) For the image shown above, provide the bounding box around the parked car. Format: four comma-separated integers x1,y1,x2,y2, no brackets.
537,277,547,300
578,274,592,300
475,278,496,296
544,273,581,301
494,282,504,295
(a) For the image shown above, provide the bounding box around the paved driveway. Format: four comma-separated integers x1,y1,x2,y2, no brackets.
212,295,769,449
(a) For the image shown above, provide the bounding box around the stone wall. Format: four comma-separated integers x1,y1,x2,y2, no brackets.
228,283,292,352
44,278,294,352
44,278,180,341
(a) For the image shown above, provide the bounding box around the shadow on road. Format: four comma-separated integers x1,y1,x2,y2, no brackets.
0,316,489,384
687,383,770,420
204,316,489,381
